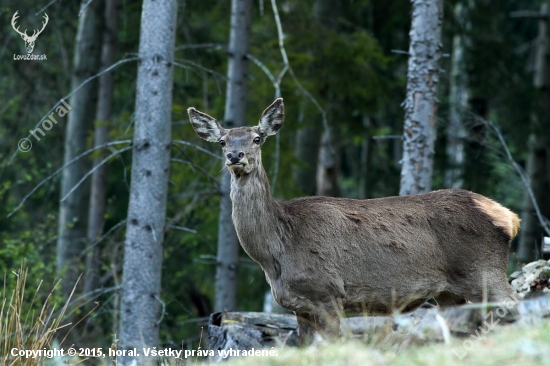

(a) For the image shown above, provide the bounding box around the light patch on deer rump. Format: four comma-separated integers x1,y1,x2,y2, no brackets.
473,195,521,239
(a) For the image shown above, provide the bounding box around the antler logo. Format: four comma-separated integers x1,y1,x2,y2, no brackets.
11,11,49,54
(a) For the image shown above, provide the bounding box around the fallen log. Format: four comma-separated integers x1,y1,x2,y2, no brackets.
207,295,550,358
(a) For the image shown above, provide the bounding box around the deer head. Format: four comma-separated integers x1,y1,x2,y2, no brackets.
187,98,284,176
11,11,49,54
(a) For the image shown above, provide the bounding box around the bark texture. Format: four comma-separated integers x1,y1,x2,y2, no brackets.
517,4,550,264
118,0,177,363
56,0,104,296
85,0,118,298
400,0,443,196
214,0,252,313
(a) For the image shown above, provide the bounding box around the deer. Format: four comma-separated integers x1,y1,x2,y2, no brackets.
11,11,49,54
187,98,521,345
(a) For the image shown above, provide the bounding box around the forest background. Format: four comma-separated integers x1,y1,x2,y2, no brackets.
0,0,549,355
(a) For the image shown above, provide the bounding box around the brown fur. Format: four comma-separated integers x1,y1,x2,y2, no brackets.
188,99,521,345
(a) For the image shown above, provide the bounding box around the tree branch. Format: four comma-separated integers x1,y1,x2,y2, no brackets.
480,116,550,236
84,219,127,255
60,146,132,202
172,140,223,160
7,140,131,217
8,57,138,166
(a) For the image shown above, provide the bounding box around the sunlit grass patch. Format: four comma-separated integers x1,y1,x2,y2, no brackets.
1,263,73,366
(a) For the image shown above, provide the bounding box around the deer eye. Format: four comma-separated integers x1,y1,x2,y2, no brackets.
219,140,226,147
253,136,261,144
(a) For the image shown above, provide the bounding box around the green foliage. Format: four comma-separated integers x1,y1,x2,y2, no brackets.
0,0,539,353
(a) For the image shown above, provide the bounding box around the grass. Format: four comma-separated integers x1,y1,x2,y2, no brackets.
2,263,548,366
225,321,550,366
1,264,73,366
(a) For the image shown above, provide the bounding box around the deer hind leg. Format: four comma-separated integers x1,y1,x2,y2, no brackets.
295,300,343,346
295,312,316,346
316,302,342,338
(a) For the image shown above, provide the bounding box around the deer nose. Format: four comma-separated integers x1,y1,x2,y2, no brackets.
227,151,245,164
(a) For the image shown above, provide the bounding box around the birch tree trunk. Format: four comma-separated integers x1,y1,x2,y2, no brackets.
118,0,177,363
400,0,443,196
214,0,252,313
85,0,118,299
517,4,550,264
56,0,104,297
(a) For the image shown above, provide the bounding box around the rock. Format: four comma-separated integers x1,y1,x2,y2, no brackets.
510,259,550,298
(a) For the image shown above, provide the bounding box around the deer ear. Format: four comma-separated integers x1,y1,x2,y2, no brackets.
187,107,225,142
258,98,284,137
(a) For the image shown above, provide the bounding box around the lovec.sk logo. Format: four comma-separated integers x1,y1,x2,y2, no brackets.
11,11,48,61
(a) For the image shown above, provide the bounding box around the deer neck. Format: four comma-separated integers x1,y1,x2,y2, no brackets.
229,162,284,264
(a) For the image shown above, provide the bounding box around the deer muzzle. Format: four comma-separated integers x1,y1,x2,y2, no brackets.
226,151,248,172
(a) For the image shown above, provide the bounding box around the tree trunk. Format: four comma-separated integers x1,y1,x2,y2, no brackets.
445,3,467,189
517,135,550,263
85,0,118,300
399,0,443,196
214,0,252,313
316,130,340,197
293,124,320,196
462,97,489,193
56,0,104,297
118,0,177,363
358,116,371,199
313,0,341,197
517,4,550,264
